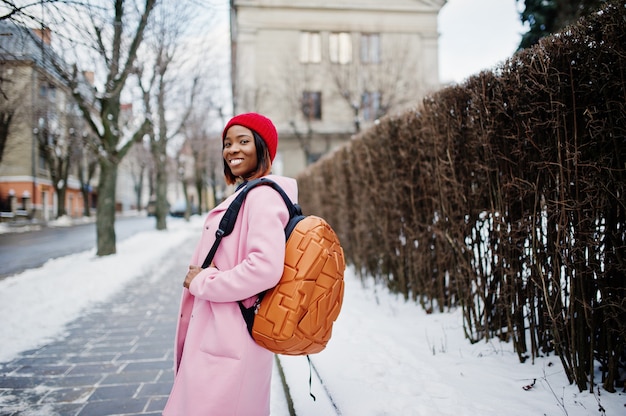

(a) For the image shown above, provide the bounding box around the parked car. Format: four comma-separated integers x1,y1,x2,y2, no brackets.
146,199,157,216
169,200,199,217
146,199,170,216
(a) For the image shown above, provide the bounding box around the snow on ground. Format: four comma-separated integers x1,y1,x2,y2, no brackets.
1,216,624,415
0,217,196,362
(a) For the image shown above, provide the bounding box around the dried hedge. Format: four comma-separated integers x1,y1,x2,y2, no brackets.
296,1,626,393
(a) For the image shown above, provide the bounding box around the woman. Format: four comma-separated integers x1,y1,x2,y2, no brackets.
163,113,297,416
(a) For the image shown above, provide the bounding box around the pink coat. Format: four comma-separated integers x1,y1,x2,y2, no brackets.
163,175,298,416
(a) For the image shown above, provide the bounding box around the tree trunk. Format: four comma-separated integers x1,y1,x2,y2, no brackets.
183,180,190,221
195,174,204,213
210,169,218,208
81,186,91,217
56,186,67,218
154,156,168,230
79,159,97,217
56,156,71,218
96,160,118,256
134,165,145,213
0,111,13,165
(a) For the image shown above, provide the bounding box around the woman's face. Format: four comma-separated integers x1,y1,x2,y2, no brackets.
223,125,258,179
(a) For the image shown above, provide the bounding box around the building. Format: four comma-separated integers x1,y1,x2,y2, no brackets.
229,0,446,177
0,21,100,222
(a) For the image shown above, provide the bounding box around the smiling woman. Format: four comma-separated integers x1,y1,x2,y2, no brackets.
163,112,298,416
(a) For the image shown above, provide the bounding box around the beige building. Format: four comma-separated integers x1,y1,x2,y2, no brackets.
230,0,446,177
0,23,95,221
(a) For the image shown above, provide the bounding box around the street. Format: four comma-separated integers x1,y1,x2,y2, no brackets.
0,216,156,279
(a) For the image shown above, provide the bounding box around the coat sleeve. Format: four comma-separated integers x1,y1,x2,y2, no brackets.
188,185,288,302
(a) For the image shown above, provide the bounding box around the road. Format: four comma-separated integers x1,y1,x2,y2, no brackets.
0,216,156,279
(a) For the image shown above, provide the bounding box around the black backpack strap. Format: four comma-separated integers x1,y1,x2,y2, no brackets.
200,178,304,336
245,178,306,237
202,180,276,269
202,178,302,269
244,178,302,219
201,178,300,268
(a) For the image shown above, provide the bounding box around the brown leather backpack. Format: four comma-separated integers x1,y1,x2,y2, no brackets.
201,178,345,355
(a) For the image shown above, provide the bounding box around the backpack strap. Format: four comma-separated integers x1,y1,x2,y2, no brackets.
200,178,303,334
202,178,300,268
243,178,303,220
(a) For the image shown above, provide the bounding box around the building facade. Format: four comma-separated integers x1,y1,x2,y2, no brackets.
230,0,446,177
0,22,94,221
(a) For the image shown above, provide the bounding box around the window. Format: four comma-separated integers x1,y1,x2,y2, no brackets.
362,91,381,121
302,91,322,120
39,84,57,101
360,33,380,63
329,32,352,64
300,32,321,63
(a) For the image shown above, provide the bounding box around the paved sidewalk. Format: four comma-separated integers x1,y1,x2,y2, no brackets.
0,236,196,416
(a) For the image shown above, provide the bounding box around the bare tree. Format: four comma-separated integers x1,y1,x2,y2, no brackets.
29,70,97,219
34,96,79,218
327,35,420,132
274,58,324,165
73,127,98,217
4,1,225,237
271,34,421,166
1,0,158,252
125,139,151,213
184,108,224,213
26,0,158,255
0,106,12,165
0,0,71,22
136,1,207,230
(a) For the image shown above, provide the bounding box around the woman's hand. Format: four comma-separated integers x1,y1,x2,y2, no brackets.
183,263,217,289
183,265,202,289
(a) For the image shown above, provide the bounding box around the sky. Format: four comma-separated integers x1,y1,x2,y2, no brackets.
1,216,624,415
438,0,525,84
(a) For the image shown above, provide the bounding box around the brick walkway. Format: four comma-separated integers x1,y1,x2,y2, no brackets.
0,236,196,416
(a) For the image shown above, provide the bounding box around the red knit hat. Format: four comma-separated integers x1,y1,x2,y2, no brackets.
222,113,278,162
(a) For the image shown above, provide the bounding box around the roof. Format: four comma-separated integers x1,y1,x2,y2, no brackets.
0,20,96,108
0,21,59,75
